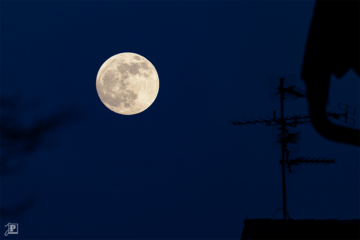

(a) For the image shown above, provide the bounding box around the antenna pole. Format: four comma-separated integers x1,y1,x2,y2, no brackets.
280,78,287,221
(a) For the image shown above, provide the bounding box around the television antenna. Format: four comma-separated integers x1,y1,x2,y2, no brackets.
229,77,356,221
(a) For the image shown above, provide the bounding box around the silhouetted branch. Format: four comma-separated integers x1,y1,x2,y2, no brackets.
0,94,85,218
1,101,82,174
0,197,35,219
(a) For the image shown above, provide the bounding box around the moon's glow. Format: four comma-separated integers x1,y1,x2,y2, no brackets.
96,52,159,115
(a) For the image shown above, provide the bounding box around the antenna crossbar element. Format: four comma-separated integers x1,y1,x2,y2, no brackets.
275,131,301,144
274,85,307,99
229,114,311,127
287,157,337,166
325,103,356,126
339,102,355,114
229,103,355,127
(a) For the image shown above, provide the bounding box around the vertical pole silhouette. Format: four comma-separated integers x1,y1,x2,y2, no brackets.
279,78,287,221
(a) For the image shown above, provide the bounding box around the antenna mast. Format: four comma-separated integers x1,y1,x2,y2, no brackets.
230,77,356,222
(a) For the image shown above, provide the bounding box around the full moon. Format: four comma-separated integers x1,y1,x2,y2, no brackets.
96,52,159,115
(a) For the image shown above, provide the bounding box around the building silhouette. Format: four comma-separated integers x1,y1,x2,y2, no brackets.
241,218,359,239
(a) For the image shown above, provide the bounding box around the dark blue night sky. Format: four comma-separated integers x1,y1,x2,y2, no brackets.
1,1,359,239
